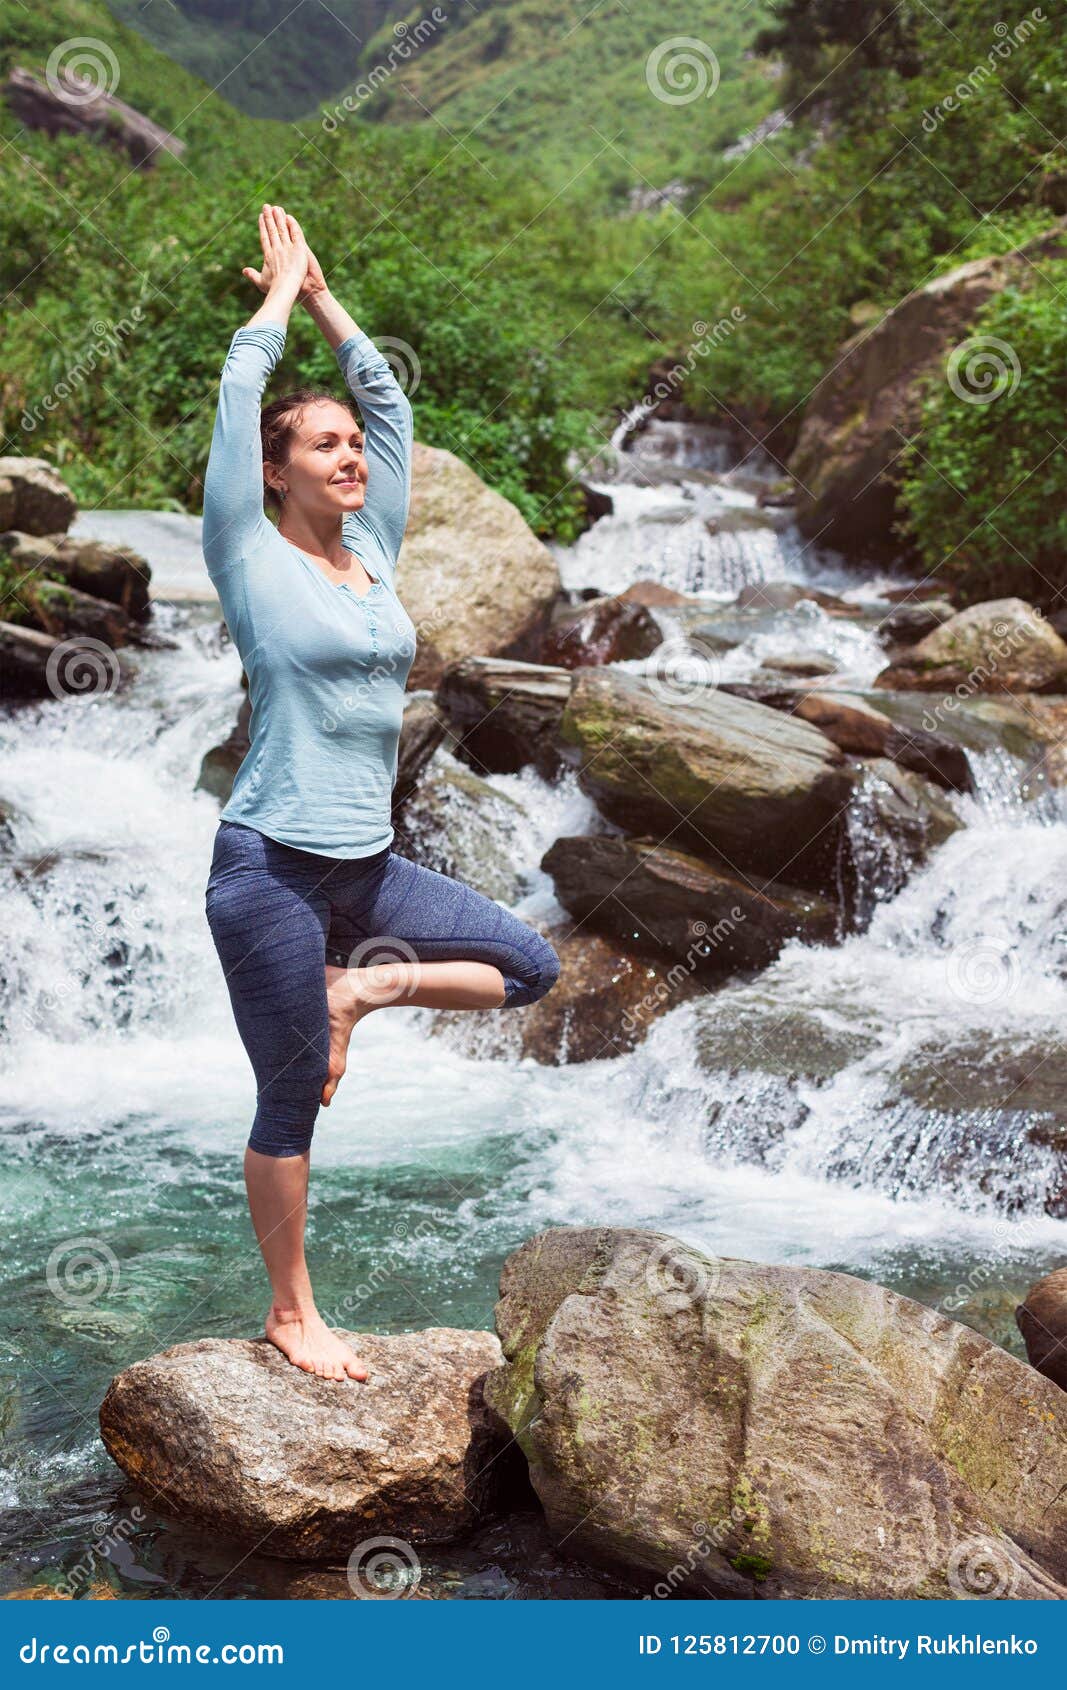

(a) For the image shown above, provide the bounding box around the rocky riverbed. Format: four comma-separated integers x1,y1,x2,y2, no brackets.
2,418,1066,1598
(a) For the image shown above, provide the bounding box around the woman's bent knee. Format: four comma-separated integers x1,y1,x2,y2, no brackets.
501,933,561,1008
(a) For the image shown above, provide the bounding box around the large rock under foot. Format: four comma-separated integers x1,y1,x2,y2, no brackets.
483,1227,1067,1599
99,1327,512,1561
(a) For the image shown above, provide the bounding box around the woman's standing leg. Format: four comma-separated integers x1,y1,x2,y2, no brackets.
321,848,561,1102
205,822,369,1382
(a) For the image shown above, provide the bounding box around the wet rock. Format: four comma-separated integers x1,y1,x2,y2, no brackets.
580,484,614,523
883,721,975,794
732,580,862,618
844,759,961,920
16,576,134,648
436,656,572,779
875,598,1067,695
394,754,528,904
0,621,63,699
884,579,956,603
1015,696,1067,789
99,1328,513,1561
1016,1268,1067,1390
483,1226,1067,1598
539,595,663,669
757,650,837,678
878,599,956,647
393,691,449,809
618,579,693,608
431,921,707,1065
0,458,78,535
788,221,1067,552
559,668,855,893
0,531,151,621
197,693,251,802
792,692,892,755
397,443,560,687
541,834,839,970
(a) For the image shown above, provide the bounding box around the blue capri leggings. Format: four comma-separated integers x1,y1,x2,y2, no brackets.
204,819,561,1158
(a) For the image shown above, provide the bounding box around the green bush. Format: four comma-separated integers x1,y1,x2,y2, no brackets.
898,280,1067,607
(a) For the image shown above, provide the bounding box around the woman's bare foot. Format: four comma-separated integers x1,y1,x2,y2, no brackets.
322,964,372,1106
322,961,409,1105
265,1304,370,1381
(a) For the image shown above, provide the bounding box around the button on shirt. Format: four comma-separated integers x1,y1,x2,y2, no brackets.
201,319,417,857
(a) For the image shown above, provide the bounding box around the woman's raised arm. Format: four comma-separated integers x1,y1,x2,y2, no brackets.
304,287,414,572
201,207,307,581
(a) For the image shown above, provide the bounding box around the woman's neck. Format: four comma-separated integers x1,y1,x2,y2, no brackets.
278,512,348,565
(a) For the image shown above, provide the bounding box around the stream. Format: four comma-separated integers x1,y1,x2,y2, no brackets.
1,419,1065,1598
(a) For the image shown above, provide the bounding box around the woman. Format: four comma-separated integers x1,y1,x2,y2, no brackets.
202,205,561,1386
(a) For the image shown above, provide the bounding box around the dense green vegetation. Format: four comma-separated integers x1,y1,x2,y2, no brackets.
1,0,1065,587
900,279,1067,603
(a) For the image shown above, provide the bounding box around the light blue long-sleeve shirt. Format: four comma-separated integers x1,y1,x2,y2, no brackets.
202,317,417,857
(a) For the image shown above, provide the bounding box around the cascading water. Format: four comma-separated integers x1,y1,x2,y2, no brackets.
2,418,1065,1597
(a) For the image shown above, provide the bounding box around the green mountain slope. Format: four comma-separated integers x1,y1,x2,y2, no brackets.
105,1,401,120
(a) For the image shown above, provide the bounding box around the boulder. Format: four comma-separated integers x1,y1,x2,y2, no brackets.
483,1227,1067,1598
394,754,529,905
732,580,862,618
792,691,892,756
15,576,133,648
558,669,855,892
197,691,251,802
539,595,663,669
1025,698,1067,788
436,656,571,780
99,1328,513,1561
1016,1269,1067,1390
791,693,974,794
0,530,151,620
788,220,1067,550
3,65,185,167
756,650,837,678
875,599,1067,695
0,621,115,701
878,599,956,647
392,691,449,809
845,759,962,922
397,443,561,687
618,579,693,608
541,835,839,970
430,922,707,1065
0,458,77,535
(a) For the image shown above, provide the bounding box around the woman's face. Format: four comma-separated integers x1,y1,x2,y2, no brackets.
269,398,368,516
